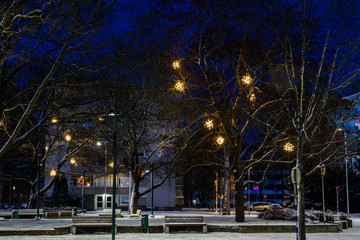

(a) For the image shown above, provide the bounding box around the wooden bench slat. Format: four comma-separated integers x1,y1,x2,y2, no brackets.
163,216,207,233
70,216,115,235
72,215,112,223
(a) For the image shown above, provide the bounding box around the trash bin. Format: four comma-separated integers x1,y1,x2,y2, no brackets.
12,210,18,219
72,207,77,216
319,213,325,223
141,214,149,233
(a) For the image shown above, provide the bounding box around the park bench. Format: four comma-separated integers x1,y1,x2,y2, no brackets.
98,208,122,217
12,209,44,219
70,215,115,234
163,216,207,233
44,210,74,218
333,215,349,230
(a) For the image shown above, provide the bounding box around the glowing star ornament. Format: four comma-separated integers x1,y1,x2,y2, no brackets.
65,134,72,142
216,135,225,145
249,93,256,103
50,168,57,177
172,60,181,70
70,158,77,165
283,142,295,152
109,162,114,168
174,81,185,92
51,117,58,123
241,74,252,85
98,117,105,122
204,119,214,130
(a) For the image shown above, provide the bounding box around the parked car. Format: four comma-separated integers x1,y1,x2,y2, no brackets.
244,202,252,210
268,203,282,210
1,203,9,209
20,203,28,209
249,202,272,211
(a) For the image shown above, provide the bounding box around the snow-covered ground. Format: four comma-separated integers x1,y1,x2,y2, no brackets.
0,209,359,239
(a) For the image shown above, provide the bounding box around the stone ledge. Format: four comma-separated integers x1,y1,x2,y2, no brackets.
208,223,341,233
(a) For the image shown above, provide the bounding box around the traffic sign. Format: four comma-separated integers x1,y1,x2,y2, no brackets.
291,167,301,184
336,186,340,195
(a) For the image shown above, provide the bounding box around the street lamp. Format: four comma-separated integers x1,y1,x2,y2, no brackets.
339,128,350,215
248,167,252,215
109,100,118,240
35,153,42,220
148,165,154,217
97,141,108,209
321,164,326,224
81,170,85,213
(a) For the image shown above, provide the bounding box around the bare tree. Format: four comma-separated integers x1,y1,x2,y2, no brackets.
0,0,117,160
0,0,120,206
163,0,294,222
277,1,360,239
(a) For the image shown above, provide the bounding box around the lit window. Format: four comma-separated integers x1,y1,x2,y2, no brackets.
118,177,130,187
119,195,129,205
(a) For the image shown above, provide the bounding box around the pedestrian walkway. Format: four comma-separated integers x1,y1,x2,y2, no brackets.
0,208,358,239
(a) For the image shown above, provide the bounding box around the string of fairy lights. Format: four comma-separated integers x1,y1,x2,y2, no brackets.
44,60,294,180
172,59,294,153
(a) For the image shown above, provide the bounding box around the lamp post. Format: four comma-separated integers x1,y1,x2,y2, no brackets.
340,128,350,215
104,147,107,208
247,170,250,214
97,141,108,208
321,164,326,224
35,154,42,220
109,100,118,240
81,170,85,213
151,165,154,217
344,131,350,216
345,158,350,215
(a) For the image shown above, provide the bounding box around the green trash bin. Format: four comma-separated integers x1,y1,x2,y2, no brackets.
12,210,18,219
141,214,149,233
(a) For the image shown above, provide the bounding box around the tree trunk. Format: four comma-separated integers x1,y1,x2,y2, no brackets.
28,186,37,209
129,181,140,214
0,165,2,206
223,146,231,215
297,139,306,240
234,179,245,222
281,168,285,203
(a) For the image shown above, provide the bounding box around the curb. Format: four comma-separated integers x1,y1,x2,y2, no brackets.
0,223,341,236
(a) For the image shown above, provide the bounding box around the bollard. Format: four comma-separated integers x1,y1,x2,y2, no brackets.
141,214,149,233
72,207,77,217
